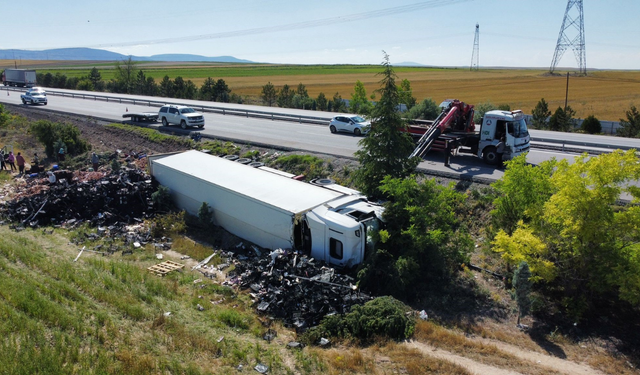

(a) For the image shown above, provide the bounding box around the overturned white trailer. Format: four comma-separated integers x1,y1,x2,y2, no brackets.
149,150,383,268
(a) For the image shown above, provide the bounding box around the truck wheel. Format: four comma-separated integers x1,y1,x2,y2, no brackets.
44,102,47,106
162,117,168,126
483,146,499,165
354,128,361,136
330,125,336,133
180,120,187,129
21,99,26,104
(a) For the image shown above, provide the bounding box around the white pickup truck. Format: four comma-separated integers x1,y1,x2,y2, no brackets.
21,87,48,105
158,105,205,129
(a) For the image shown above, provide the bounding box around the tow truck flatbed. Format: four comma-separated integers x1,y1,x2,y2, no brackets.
122,112,159,122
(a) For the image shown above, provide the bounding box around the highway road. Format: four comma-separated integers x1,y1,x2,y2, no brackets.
2,87,639,182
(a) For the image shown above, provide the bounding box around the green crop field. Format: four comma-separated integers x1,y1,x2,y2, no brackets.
4,60,640,121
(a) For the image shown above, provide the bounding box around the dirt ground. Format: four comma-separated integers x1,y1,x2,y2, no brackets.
2,105,638,375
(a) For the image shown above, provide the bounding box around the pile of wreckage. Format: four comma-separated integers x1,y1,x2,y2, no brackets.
198,247,373,332
1,168,156,229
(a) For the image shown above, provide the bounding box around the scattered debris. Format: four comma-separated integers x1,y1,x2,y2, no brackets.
163,311,171,317
254,363,268,374
217,336,224,343
318,338,330,346
74,246,86,262
419,310,428,320
227,249,371,331
287,341,303,349
155,253,163,260
197,304,204,311
148,261,185,276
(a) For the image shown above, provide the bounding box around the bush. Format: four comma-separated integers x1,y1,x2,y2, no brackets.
303,296,415,344
150,211,186,238
151,185,172,212
198,202,213,228
29,120,90,158
0,104,9,128
272,154,329,180
581,115,601,134
407,98,439,120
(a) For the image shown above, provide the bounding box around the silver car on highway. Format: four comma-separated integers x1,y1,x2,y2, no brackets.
329,115,371,136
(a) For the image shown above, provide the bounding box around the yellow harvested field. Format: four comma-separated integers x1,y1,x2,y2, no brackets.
224,69,640,121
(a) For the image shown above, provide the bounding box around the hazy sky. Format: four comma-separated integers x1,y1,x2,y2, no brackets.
4,0,639,69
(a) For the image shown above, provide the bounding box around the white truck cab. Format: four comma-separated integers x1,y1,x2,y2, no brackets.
477,110,530,164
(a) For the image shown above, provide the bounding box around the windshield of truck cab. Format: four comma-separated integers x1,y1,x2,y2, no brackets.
363,217,380,254
507,119,529,138
180,108,196,114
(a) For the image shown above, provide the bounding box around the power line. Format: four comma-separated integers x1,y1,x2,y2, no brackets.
53,0,475,49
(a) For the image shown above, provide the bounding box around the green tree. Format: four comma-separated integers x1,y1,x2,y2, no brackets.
88,67,102,87
184,80,198,100
134,70,146,95
277,84,294,108
357,175,472,297
316,92,328,111
617,106,640,138
497,103,511,111
548,106,576,132
492,150,640,317
144,76,158,96
173,76,186,98
198,202,214,228
513,261,532,326
531,98,551,129
350,80,372,115
200,77,216,101
0,104,10,128
353,53,420,199
331,92,346,113
53,73,67,89
296,83,308,98
407,98,440,120
473,101,497,123
159,75,174,98
398,79,416,110
260,82,277,106
76,79,93,91
213,79,231,102
581,115,601,134
42,72,54,87
29,120,90,158
114,56,137,94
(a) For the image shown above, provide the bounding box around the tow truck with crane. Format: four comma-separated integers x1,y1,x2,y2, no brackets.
406,99,530,165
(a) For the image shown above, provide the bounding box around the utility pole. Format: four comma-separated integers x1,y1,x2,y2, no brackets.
470,23,479,71
564,72,569,111
550,0,586,75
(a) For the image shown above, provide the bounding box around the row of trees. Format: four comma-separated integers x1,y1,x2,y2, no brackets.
35,58,242,104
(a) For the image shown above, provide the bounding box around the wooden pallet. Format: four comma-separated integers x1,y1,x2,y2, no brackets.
148,260,184,276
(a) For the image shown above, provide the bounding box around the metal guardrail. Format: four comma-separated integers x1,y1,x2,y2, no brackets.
0,86,332,125
1,86,637,152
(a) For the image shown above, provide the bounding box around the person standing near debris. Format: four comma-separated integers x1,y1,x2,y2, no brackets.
31,153,40,173
91,152,99,171
16,152,25,174
58,147,65,161
6,151,16,171
0,150,5,171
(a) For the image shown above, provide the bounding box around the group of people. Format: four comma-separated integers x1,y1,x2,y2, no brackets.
0,150,33,174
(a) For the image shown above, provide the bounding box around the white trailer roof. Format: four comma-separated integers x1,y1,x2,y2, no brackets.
152,150,344,214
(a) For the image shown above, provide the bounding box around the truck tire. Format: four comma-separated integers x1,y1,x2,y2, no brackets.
44,102,47,106
180,120,187,129
162,117,168,126
483,146,499,165
21,99,26,104
354,128,361,136
330,125,337,133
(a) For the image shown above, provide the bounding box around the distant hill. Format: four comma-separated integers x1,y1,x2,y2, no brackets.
0,48,254,63
394,61,427,67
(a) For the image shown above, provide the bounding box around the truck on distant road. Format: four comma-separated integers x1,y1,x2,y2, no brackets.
406,99,530,165
149,150,383,268
2,69,37,87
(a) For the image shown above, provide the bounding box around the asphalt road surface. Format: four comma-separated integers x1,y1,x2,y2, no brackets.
2,87,638,182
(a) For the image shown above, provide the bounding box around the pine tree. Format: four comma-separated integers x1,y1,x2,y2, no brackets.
513,261,532,326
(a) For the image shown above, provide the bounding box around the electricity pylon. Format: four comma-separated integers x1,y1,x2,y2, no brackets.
550,0,586,74
470,23,479,71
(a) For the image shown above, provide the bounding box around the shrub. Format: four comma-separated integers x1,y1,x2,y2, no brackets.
272,154,329,180
29,120,90,158
303,296,415,344
198,202,213,228
581,115,601,134
150,211,186,238
151,185,172,212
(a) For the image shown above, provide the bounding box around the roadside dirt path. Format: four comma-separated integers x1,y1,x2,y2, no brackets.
476,338,607,375
406,340,522,375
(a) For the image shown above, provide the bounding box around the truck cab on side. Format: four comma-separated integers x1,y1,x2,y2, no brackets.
158,105,205,129
476,110,530,164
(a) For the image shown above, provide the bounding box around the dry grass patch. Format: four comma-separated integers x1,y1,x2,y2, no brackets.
414,320,563,375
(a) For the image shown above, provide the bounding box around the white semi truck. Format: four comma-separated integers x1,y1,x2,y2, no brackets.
2,69,37,87
149,150,383,268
